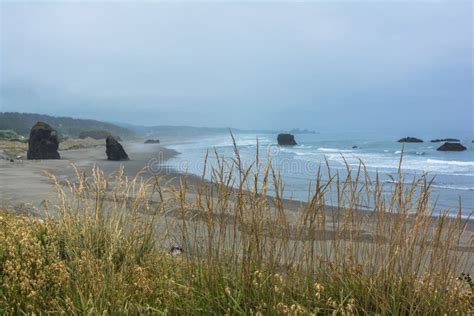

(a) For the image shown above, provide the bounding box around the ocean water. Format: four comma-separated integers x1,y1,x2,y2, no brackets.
164,132,474,217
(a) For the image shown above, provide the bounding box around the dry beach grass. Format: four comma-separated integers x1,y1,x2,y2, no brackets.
0,143,473,314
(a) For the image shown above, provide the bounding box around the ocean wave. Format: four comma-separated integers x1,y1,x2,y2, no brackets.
295,144,314,149
317,147,353,153
299,152,474,176
214,138,272,148
431,184,474,191
425,159,474,167
279,148,321,156
393,150,425,156
384,179,474,191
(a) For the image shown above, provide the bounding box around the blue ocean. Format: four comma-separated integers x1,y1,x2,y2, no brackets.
165,131,474,217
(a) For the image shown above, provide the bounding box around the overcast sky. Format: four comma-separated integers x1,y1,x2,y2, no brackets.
1,1,472,134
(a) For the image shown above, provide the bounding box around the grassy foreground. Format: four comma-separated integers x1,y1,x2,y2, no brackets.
0,148,473,314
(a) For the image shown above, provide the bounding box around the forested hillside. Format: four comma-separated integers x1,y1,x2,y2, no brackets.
0,112,135,138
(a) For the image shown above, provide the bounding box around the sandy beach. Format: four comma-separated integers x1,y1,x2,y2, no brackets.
0,140,177,209
2,139,473,252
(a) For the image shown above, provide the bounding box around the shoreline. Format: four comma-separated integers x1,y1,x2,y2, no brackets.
158,144,474,235
1,139,473,235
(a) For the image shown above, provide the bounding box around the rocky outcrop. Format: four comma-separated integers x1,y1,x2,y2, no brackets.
106,136,129,160
398,137,423,143
436,142,467,152
277,134,297,146
430,138,460,143
27,122,60,160
144,139,160,144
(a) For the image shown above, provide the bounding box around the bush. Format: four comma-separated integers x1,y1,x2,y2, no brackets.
0,130,21,140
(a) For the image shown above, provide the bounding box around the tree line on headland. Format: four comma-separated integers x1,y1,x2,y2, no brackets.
0,112,134,139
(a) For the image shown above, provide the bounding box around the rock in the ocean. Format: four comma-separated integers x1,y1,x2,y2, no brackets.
430,138,460,143
144,139,160,144
27,122,61,160
436,142,467,152
277,133,297,146
352,145,358,149
398,137,423,143
106,136,129,160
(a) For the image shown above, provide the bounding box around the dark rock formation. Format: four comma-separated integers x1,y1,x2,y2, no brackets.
430,138,460,143
277,133,297,146
144,139,160,144
437,142,467,152
397,137,423,143
352,145,358,149
27,122,61,160
106,136,129,161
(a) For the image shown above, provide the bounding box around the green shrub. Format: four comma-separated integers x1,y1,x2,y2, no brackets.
0,130,21,140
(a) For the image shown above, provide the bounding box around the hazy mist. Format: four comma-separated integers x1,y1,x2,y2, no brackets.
1,1,472,135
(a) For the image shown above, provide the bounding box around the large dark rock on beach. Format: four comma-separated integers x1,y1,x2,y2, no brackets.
430,138,460,143
106,136,129,160
277,133,297,146
27,122,60,160
436,142,466,152
398,137,423,143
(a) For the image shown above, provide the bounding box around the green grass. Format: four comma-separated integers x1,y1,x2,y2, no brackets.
0,146,472,314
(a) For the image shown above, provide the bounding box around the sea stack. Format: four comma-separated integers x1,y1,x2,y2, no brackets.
106,136,129,160
397,137,423,143
436,142,466,152
27,121,61,160
144,139,160,144
277,133,297,146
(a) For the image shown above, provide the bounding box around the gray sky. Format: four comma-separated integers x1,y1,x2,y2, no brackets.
1,1,472,134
